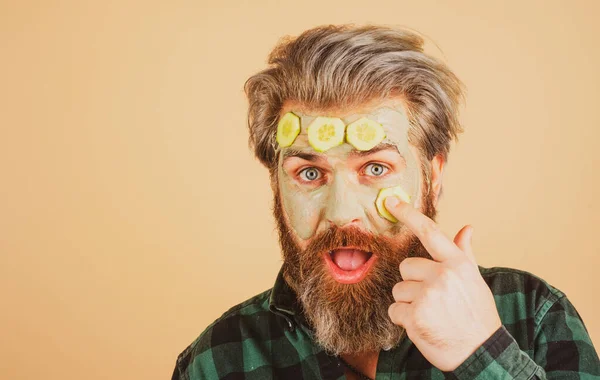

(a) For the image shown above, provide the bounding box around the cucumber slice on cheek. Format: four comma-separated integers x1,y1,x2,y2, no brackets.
375,185,412,223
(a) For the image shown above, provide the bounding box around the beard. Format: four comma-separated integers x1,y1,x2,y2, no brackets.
272,181,437,356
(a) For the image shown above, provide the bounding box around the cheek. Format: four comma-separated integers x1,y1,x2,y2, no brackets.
280,180,327,241
404,146,424,209
360,174,421,235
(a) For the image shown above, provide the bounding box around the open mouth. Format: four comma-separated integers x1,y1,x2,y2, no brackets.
323,247,377,284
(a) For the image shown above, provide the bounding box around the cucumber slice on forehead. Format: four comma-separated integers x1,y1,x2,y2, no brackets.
346,117,386,151
307,117,346,152
276,112,301,147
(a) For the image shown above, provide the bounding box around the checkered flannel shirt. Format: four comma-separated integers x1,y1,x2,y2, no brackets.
172,266,600,379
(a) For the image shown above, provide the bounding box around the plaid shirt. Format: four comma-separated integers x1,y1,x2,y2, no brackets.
172,266,600,379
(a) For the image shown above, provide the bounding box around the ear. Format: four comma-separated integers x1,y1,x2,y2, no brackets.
430,154,445,207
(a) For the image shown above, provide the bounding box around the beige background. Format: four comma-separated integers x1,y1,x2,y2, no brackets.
1,1,598,379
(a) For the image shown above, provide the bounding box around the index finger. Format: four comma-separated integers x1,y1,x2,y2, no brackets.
384,196,461,262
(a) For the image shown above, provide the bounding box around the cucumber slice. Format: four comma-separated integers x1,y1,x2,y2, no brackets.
276,112,301,147
346,117,385,150
307,117,345,152
346,117,386,151
375,185,412,223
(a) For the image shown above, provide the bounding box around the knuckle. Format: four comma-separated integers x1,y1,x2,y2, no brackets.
436,266,453,283
399,258,411,275
392,282,403,300
420,285,437,301
388,303,400,323
455,258,476,275
412,313,428,334
419,219,440,238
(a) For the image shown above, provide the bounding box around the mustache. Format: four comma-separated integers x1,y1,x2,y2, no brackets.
303,224,403,259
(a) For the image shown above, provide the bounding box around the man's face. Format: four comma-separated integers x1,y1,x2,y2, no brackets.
272,98,437,355
278,100,424,244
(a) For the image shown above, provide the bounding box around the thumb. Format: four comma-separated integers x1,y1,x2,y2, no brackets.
454,225,476,264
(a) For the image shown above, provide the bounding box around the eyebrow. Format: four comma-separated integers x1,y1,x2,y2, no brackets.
348,143,401,158
282,149,322,163
282,142,402,162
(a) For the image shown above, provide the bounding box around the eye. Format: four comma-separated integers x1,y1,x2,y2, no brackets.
364,163,388,177
299,167,322,182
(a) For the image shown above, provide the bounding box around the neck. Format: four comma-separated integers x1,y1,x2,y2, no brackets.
341,350,379,380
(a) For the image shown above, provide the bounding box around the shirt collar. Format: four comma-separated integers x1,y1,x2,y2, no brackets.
269,267,300,317
269,267,315,332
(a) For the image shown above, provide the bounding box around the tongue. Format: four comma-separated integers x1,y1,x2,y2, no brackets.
332,249,370,271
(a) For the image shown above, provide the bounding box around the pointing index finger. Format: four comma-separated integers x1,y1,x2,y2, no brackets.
384,196,461,262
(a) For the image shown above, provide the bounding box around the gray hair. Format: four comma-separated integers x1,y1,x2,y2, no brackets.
244,24,466,193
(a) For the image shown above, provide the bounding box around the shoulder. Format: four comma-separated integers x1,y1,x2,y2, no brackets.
478,265,565,302
172,288,280,380
478,265,566,319
477,265,573,347
477,266,600,372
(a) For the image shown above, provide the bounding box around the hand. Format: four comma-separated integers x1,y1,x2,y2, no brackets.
385,196,502,372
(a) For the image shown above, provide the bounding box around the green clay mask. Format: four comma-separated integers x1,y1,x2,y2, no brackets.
277,105,422,241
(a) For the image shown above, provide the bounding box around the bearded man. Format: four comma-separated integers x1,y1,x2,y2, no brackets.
172,24,599,379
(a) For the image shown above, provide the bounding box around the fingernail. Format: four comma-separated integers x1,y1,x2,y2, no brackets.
385,196,400,209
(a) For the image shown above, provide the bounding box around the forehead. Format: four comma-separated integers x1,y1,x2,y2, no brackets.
278,97,414,161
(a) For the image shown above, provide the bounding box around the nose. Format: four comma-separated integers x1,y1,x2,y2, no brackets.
324,173,365,228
